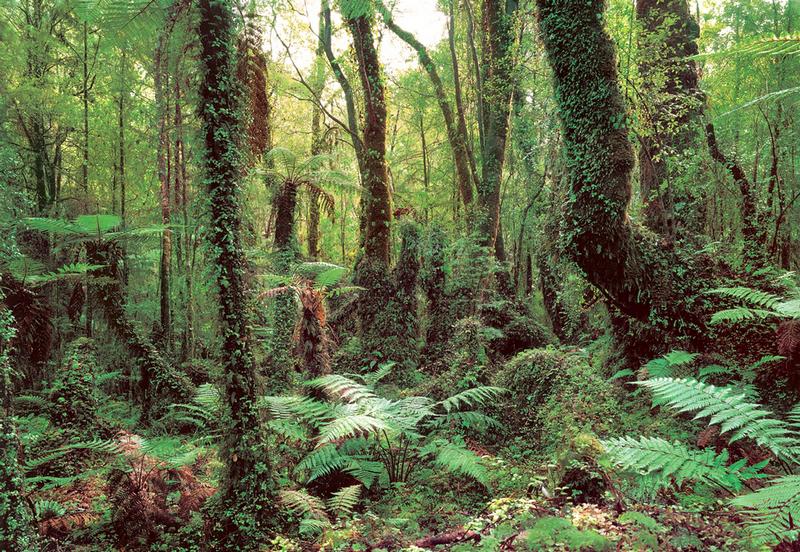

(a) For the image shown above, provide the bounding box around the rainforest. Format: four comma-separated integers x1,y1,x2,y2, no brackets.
1,0,800,550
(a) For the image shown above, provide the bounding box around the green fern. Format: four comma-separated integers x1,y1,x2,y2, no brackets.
643,350,698,378
731,476,800,543
433,442,488,485
602,436,766,492
637,378,798,460
326,484,361,517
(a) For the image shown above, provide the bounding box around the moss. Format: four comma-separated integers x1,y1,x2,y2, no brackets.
0,419,36,551
420,224,452,363
198,0,278,545
48,337,99,435
492,348,622,453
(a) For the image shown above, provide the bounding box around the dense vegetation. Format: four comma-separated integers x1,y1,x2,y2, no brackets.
1,0,799,550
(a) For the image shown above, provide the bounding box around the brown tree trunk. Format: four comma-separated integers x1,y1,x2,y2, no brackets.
537,0,656,321
378,1,475,208
347,12,391,267
705,122,766,267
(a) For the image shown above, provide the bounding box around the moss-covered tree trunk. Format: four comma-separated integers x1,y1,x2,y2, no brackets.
347,9,394,347
477,0,518,248
637,0,704,237
87,241,190,419
197,0,276,546
347,12,391,267
537,0,655,321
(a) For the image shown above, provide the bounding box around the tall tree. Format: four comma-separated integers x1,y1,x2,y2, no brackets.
477,0,519,249
197,0,276,546
536,0,714,339
344,2,393,337
636,0,704,237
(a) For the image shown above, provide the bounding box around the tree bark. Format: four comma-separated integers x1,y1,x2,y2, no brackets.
537,0,655,320
347,11,392,267
477,0,518,248
378,1,476,208
636,0,704,237
198,0,276,545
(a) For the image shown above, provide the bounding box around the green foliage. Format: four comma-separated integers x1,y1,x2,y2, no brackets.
263,367,502,490
637,377,797,460
522,516,612,551
642,351,698,378
603,357,800,544
710,285,800,324
602,435,764,491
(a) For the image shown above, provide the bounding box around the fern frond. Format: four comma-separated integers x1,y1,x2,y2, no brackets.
602,436,762,491
317,414,388,444
710,307,776,325
34,499,66,521
305,374,377,403
326,484,361,517
295,444,350,482
732,475,800,544
710,286,782,308
637,378,798,460
279,489,329,521
643,350,698,377
695,34,800,60
260,395,332,426
436,386,506,413
433,443,488,485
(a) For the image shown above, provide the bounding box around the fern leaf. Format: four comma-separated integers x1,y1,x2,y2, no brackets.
732,475,800,544
602,436,760,491
305,374,377,403
317,414,388,444
637,378,798,461
279,489,329,521
433,443,488,485
326,484,361,517
436,386,506,413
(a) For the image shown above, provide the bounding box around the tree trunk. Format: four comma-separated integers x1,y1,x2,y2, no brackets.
347,12,391,268
477,0,518,247
636,0,704,237
536,0,659,321
197,0,276,546
308,10,325,260
705,122,766,267
378,1,475,208
155,5,184,350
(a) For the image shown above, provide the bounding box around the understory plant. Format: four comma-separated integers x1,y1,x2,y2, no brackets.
602,371,800,545
262,367,504,534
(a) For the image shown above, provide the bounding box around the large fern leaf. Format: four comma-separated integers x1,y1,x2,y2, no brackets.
732,475,800,544
637,378,798,460
602,436,764,491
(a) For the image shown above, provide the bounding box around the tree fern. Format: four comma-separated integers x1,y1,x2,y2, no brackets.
317,414,389,444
